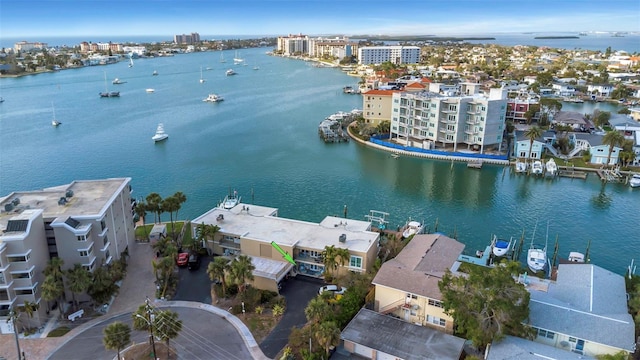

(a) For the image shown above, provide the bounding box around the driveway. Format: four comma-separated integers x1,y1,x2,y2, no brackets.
259,276,323,358
173,256,214,303
48,306,252,360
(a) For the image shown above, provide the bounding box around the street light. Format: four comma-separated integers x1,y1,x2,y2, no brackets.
136,298,158,360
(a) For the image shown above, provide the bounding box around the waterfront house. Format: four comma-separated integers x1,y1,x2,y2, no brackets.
340,308,465,360
588,143,622,165
525,264,635,357
0,178,135,334
551,111,589,131
191,202,380,292
362,89,398,127
487,335,596,360
587,84,613,98
513,132,545,160
551,82,576,97
372,233,465,334
506,91,540,124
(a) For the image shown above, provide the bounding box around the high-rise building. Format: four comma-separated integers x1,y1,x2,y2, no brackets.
174,32,201,45
358,46,421,65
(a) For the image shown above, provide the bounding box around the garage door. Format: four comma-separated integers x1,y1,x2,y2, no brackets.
376,351,398,360
353,343,373,358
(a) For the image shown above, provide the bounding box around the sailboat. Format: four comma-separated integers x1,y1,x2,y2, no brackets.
253,62,260,70
219,52,226,63
233,50,244,64
527,221,548,273
99,72,120,98
51,102,61,126
199,67,205,83
128,55,134,68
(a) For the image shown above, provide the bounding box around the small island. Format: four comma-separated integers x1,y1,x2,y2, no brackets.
534,36,580,39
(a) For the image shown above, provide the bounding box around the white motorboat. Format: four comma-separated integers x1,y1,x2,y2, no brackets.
545,158,557,177
567,252,586,263
629,174,640,188
515,161,527,173
146,89,155,93
527,221,548,273
203,94,224,102
226,69,236,76
491,236,512,257
220,191,240,209
531,160,543,175
402,221,422,238
152,70,158,76
152,123,168,142
112,78,126,85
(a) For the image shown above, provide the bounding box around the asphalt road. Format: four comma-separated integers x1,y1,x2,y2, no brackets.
48,307,252,360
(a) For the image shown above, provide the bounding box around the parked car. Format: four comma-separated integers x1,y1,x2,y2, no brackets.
187,254,201,270
318,284,346,295
176,252,189,267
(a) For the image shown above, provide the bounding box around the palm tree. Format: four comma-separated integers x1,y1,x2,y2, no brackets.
88,267,118,305
44,257,65,283
322,245,351,279
103,321,131,360
304,297,330,324
523,126,543,162
229,255,255,293
207,256,230,296
145,193,163,224
134,200,149,237
161,196,180,240
314,321,340,358
41,275,64,317
18,300,39,331
66,264,92,311
602,130,625,168
172,191,187,221
196,223,219,251
154,310,182,358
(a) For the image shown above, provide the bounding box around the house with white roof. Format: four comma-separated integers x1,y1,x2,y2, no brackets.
526,263,635,357
587,84,614,98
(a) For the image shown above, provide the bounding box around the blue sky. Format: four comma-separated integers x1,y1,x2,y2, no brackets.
1,0,639,38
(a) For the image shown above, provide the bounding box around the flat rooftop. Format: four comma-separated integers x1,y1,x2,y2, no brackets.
192,203,379,253
0,178,131,232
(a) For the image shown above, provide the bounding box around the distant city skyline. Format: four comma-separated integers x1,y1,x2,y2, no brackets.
1,0,638,38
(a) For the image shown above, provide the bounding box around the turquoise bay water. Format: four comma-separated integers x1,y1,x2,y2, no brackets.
1,48,638,274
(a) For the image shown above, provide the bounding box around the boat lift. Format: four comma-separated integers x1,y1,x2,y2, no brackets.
365,210,389,231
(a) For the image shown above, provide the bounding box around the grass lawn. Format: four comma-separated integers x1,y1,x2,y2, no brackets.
135,221,187,241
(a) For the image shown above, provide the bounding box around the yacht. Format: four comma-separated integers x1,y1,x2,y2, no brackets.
152,123,168,142
220,191,240,209
146,88,155,93
203,94,224,102
226,69,236,76
112,78,126,85
629,174,640,188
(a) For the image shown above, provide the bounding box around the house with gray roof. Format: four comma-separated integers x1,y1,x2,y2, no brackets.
526,263,635,357
486,335,595,360
340,308,465,360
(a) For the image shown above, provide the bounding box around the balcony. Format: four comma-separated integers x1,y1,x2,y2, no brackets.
296,262,325,278
215,239,240,250
439,118,457,124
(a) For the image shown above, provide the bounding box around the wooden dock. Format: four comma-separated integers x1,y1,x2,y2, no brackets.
558,169,588,179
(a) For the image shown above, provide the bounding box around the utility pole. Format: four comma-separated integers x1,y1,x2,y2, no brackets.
8,308,23,360
145,297,157,359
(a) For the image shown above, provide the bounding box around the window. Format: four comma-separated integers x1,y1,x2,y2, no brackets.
407,293,418,300
538,329,556,339
0,272,5,285
15,288,34,296
349,256,362,269
11,268,34,279
79,244,94,257
428,299,443,308
7,254,30,263
426,315,446,327
77,235,87,242
100,219,106,230
0,289,10,301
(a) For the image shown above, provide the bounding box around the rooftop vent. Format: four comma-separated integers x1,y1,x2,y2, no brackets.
4,203,14,212
65,189,74,198
12,198,20,206
58,197,67,206
339,234,346,243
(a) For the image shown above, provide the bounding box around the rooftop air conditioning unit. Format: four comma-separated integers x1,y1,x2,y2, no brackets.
66,189,74,198
12,198,20,206
4,203,14,212
339,234,346,243
58,197,67,206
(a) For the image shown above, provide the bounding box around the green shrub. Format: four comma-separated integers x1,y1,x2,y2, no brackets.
47,326,71,337
260,290,278,304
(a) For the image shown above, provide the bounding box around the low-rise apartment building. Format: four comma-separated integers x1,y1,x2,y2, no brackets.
357,46,421,65
191,201,380,292
372,233,465,334
390,85,508,153
0,178,135,333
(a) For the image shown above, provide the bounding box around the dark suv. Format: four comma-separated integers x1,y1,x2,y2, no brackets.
187,254,201,270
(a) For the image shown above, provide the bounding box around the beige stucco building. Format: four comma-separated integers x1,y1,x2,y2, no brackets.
372,233,465,334
362,89,397,127
191,202,380,293
0,178,135,333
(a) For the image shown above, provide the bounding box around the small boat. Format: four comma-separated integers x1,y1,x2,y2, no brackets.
199,67,205,83
567,252,585,263
51,102,61,126
203,94,224,102
233,51,244,64
253,64,260,70
226,69,236,76
128,55,134,68
491,236,512,257
152,70,158,76
152,123,168,142
531,160,543,175
100,72,120,98
545,158,557,177
146,89,155,93
515,161,527,173
221,190,240,209
112,78,126,85
402,221,422,238
629,174,640,188
527,221,548,274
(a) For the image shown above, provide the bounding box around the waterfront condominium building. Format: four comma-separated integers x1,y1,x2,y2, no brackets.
357,46,421,65
390,84,508,153
277,34,310,56
0,178,135,334
174,32,201,45
191,200,380,293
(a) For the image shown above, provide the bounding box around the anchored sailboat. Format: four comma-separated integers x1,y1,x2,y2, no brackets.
199,67,205,83
527,221,548,274
51,102,61,126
